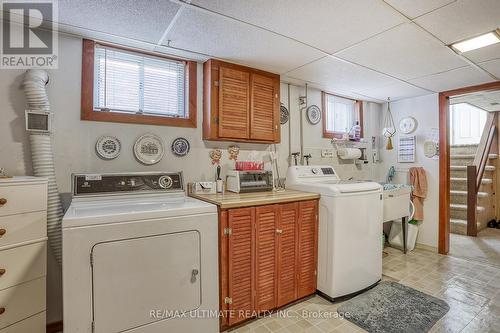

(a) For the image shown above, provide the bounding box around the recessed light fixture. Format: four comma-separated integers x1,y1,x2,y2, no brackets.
451,30,500,53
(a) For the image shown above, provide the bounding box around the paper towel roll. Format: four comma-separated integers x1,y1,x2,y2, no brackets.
337,148,362,159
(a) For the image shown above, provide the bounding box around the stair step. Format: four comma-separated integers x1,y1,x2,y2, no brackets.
450,204,485,212
450,190,489,198
450,177,493,184
450,154,498,159
450,165,496,171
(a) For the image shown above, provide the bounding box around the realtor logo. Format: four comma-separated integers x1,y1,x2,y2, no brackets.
1,0,58,68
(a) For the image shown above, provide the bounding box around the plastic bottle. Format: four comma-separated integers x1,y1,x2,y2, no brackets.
353,121,361,141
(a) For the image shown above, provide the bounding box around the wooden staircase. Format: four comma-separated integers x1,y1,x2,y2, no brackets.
450,111,498,236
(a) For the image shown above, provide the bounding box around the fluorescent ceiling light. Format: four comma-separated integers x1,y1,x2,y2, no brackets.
451,31,500,53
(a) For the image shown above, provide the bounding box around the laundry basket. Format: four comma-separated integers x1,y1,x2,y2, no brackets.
388,201,418,251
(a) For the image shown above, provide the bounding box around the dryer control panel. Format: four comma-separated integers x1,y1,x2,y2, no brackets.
72,172,184,197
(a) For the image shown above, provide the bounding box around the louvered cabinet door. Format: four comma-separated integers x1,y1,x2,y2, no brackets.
250,74,278,141
227,207,254,326
254,205,278,312
277,202,298,307
297,200,318,299
218,67,250,139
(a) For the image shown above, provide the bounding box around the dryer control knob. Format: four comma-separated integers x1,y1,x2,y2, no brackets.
158,176,173,189
311,168,320,174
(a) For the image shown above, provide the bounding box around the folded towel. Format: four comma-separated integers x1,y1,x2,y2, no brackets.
409,167,427,221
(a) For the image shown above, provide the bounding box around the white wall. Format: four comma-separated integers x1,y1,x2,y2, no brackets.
377,94,440,248
0,34,382,323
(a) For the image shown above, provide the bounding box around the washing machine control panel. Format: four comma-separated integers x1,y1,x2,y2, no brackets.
72,172,183,196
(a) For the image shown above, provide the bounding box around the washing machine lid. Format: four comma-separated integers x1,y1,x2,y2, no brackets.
62,194,217,228
288,181,382,196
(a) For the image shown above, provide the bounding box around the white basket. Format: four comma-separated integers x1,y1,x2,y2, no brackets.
388,220,419,252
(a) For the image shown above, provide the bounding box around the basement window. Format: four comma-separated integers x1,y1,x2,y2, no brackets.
81,39,197,127
322,92,363,139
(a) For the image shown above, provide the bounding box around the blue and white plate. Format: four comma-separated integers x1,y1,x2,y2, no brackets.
171,137,190,157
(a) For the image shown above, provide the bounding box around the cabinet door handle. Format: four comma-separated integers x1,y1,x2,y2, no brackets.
276,229,283,234
0,229,6,237
0,269,5,276
0,198,6,206
191,269,199,283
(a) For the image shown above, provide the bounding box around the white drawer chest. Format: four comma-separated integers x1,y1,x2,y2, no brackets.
0,177,47,332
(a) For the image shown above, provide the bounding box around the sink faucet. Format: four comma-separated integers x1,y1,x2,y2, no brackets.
304,154,312,166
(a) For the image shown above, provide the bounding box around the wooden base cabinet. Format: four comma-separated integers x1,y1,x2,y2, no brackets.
219,200,318,330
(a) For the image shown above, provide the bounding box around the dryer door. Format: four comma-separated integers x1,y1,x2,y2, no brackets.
91,231,201,333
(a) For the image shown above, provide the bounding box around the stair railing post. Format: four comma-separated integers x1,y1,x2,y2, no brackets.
467,165,478,236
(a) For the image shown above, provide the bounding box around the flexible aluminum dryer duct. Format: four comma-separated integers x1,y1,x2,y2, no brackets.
24,69,63,265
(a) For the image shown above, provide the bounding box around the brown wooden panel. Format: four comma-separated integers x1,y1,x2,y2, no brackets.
297,200,318,299
219,209,229,330
219,66,250,139
254,205,278,312
228,207,254,326
250,74,276,141
277,202,298,307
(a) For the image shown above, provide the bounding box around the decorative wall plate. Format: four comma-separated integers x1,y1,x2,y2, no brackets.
306,105,321,125
95,135,121,160
424,141,438,158
280,104,289,125
399,116,418,134
171,137,190,157
133,134,164,165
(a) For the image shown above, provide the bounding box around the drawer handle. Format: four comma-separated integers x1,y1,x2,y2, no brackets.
0,308,5,315
0,269,5,276
0,229,6,237
0,198,6,206
276,229,283,234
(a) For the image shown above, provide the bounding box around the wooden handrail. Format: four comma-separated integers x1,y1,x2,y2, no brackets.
466,112,498,236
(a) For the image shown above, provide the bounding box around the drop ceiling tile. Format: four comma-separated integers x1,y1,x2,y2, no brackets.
358,81,431,101
286,56,398,93
166,8,324,74
409,66,494,92
415,0,500,44
58,0,180,44
335,22,468,80
462,43,500,63
191,0,406,53
383,0,456,19
479,59,500,78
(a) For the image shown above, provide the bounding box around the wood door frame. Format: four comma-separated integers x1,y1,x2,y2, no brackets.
438,81,500,254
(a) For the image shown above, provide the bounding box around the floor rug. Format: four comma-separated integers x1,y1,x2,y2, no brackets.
337,281,449,333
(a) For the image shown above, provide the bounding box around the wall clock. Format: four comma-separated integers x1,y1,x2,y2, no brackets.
399,116,417,134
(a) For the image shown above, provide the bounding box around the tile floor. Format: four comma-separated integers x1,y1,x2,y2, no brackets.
229,246,500,333
450,228,500,268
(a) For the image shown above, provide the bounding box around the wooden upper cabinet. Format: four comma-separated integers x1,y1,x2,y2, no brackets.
277,202,298,307
297,200,318,299
250,74,279,141
203,59,280,143
254,205,278,312
227,207,254,326
219,67,250,139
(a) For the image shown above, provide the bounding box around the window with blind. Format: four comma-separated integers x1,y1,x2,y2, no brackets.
322,92,363,138
81,39,197,127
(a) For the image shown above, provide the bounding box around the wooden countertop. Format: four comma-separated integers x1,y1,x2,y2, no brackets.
189,189,320,209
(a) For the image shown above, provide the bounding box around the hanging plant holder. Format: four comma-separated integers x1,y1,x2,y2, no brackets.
383,97,396,150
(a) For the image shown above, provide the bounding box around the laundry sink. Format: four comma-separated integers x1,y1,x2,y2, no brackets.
380,183,412,222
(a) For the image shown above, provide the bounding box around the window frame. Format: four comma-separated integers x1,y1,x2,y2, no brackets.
81,39,197,128
321,91,363,139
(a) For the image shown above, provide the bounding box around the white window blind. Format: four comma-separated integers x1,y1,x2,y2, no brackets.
94,45,187,118
325,95,356,133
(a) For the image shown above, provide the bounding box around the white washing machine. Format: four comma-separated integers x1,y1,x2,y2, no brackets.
62,172,219,333
286,166,383,300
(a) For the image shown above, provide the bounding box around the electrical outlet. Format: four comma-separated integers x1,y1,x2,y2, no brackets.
321,149,334,158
